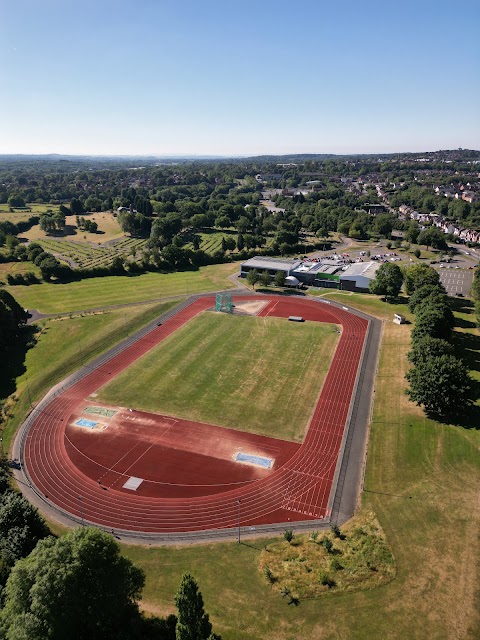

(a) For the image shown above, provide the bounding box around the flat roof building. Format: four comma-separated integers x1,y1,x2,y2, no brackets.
339,261,381,290
240,256,302,278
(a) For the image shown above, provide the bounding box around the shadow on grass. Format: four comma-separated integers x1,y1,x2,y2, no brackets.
0,325,38,401
453,331,480,373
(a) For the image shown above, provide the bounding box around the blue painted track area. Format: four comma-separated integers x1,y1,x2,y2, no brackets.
235,452,273,469
75,418,97,429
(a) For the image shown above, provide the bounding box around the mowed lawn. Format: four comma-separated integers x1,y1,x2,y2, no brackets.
121,302,480,640
5,263,238,313
97,312,340,441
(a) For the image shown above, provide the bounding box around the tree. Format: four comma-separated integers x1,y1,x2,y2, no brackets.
70,198,84,215
417,227,447,251
274,270,285,288
369,262,404,301
407,335,454,366
408,284,447,313
403,264,440,295
246,269,260,289
38,255,63,281
222,237,236,252
236,233,244,251
374,214,393,238
175,574,220,640
260,270,270,288
1,527,145,640
413,248,421,259
405,355,472,417
412,303,454,341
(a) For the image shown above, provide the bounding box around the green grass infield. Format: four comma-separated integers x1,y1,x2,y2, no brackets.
97,312,340,442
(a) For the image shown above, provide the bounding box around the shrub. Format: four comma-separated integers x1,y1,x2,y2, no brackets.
320,573,335,588
330,558,343,571
263,566,275,584
284,529,294,543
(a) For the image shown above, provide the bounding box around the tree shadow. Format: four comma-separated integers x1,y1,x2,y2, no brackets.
453,331,480,373
0,325,38,401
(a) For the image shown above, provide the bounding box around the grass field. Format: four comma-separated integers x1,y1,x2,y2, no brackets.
5,263,238,313
97,313,340,441
118,295,480,640
20,212,124,244
1,300,179,453
0,203,60,223
0,260,41,282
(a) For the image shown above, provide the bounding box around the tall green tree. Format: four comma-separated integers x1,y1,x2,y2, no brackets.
408,283,447,313
407,335,454,366
260,270,270,287
405,354,472,417
1,527,145,640
417,227,447,251
246,269,259,290
274,270,285,287
412,301,454,341
369,262,404,301
403,264,440,295
175,574,220,640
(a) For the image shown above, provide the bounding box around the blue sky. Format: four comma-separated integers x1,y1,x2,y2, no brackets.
0,0,478,156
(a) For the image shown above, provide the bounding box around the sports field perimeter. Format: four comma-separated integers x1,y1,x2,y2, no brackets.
96,312,340,442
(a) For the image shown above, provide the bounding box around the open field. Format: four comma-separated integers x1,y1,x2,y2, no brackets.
5,262,238,313
0,260,41,282
318,291,414,322
1,300,179,453
97,312,340,441
20,212,124,244
0,203,60,223
119,294,480,640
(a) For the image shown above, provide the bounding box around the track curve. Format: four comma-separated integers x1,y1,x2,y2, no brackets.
21,295,368,534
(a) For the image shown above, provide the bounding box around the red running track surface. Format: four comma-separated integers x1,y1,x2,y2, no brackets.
23,295,368,533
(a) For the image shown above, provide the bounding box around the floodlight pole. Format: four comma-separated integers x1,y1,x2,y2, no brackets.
237,499,241,544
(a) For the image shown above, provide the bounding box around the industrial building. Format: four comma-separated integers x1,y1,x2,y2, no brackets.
240,256,381,292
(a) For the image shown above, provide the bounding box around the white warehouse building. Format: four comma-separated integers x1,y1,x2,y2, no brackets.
339,261,381,290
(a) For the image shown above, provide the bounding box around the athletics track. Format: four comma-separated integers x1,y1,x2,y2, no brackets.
20,295,368,534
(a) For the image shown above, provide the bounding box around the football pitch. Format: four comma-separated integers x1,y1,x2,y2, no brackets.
96,311,340,442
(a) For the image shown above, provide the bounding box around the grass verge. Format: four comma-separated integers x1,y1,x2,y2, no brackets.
5,263,238,313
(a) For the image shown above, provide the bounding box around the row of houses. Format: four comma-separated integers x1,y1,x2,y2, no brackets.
397,205,480,245
434,184,479,203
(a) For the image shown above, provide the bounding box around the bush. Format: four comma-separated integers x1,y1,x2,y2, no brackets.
284,529,294,543
320,572,335,588
322,537,333,554
263,566,275,584
330,558,343,571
